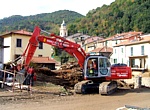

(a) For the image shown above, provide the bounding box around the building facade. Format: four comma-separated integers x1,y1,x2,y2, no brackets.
0,30,53,65
111,34,150,72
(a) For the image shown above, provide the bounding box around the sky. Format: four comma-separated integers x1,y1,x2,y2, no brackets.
0,0,115,19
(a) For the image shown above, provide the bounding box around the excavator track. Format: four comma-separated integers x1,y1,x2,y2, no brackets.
74,80,96,94
99,81,118,95
74,80,118,95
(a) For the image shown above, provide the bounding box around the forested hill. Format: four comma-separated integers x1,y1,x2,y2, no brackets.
0,0,150,37
0,10,84,34
68,0,150,37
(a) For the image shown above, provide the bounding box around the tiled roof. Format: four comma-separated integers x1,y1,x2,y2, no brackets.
97,31,142,43
31,57,58,64
114,34,150,47
85,36,103,44
98,36,114,43
67,33,83,39
114,40,130,47
14,30,33,36
0,30,33,37
90,47,113,53
113,31,142,40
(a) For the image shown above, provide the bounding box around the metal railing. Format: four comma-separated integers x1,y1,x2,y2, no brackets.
0,68,29,92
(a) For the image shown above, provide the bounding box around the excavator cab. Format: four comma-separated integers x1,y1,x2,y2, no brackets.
75,55,118,94
83,55,111,79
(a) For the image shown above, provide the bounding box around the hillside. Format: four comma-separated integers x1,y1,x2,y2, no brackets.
0,10,84,34
68,0,150,37
0,0,149,37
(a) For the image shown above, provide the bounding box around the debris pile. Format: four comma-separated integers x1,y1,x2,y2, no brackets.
35,62,83,89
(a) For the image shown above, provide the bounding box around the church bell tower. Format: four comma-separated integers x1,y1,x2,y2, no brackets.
60,20,68,37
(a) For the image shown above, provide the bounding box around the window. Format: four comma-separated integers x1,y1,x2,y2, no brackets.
105,41,108,47
38,55,42,57
141,46,144,55
65,33,66,36
114,59,117,63
39,42,43,49
131,47,133,56
99,58,110,75
87,58,98,76
81,37,84,41
99,58,110,68
121,48,123,53
131,59,135,68
0,38,3,45
16,39,22,47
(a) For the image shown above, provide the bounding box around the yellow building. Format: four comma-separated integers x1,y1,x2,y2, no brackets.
0,30,53,65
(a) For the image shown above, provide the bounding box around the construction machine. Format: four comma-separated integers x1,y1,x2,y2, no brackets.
16,26,132,95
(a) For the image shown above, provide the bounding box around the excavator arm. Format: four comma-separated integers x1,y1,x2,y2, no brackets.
22,26,86,68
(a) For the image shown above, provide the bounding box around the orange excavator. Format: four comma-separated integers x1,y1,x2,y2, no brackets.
17,26,132,95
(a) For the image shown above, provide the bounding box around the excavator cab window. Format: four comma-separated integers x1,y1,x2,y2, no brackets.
87,58,98,77
99,58,110,76
85,56,111,78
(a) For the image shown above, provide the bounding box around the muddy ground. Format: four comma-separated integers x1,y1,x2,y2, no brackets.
0,81,150,110
0,66,150,110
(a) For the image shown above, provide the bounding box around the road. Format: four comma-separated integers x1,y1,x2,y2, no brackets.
0,87,150,110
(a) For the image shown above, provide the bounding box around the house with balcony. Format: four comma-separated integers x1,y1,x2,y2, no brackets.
110,31,142,63
111,34,150,72
0,30,58,69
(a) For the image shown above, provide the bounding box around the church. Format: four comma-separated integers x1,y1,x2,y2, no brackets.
59,20,68,37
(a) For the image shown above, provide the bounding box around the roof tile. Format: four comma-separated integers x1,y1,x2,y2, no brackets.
14,30,33,36
90,47,113,53
31,57,58,64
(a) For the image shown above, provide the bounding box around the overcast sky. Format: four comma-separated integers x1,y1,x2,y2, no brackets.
0,0,115,19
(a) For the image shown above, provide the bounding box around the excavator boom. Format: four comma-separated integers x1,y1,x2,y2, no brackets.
22,26,86,68
22,26,40,66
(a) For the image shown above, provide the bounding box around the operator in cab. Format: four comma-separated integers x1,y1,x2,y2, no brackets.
87,59,98,76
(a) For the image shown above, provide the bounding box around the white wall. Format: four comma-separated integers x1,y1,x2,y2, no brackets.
125,42,150,70
110,45,127,65
3,37,11,63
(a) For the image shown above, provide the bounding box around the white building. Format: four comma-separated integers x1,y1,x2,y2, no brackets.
111,34,150,72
